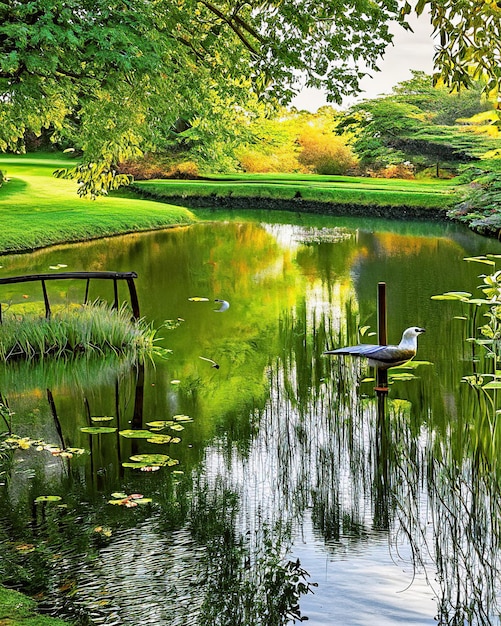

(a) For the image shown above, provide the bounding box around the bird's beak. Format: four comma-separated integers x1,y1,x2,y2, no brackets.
419,328,426,333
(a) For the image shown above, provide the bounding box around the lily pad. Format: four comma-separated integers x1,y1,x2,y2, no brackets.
129,453,170,465
129,454,179,467
188,297,209,301
119,429,154,439
146,420,174,429
170,424,184,431
80,427,117,434
35,495,62,503
173,415,193,422
91,416,114,422
147,435,173,444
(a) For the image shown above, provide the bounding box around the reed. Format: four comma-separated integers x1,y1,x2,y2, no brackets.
0,302,163,362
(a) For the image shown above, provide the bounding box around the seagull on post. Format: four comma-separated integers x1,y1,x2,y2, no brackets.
324,327,425,370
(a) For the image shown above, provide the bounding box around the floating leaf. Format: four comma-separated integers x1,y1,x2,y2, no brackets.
35,495,62,503
188,297,209,301
170,424,184,431
464,256,495,266
389,373,417,381
146,420,174,429
119,429,154,439
15,543,35,554
111,492,128,499
80,426,117,434
173,415,193,422
108,492,152,506
147,435,173,444
91,416,114,422
129,454,172,465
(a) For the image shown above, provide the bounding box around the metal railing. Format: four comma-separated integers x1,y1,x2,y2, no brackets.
0,271,140,322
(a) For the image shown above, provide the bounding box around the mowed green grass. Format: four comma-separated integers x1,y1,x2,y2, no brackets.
0,153,195,254
0,153,458,255
135,172,458,209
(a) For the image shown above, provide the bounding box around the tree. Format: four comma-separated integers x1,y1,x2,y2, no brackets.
408,0,501,97
1,0,500,195
337,75,496,173
391,71,492,125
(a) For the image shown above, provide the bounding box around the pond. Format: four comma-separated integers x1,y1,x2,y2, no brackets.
1,209,501,625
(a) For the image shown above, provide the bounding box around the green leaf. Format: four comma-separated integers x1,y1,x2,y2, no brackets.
464,256,495,266
129,454,175,466
119,429,154,438
35,495,62,503
80,426,117,434
483,381,501,389
146,420,174,429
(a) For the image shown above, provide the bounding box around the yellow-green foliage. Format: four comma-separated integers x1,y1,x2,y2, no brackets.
298,128,357,175
0,302,160,362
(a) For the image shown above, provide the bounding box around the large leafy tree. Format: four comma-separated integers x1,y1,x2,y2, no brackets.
1,0,500,194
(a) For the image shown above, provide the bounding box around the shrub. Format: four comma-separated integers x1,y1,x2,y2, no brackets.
298,130,357,175
238,149,304,173
166,161,199,179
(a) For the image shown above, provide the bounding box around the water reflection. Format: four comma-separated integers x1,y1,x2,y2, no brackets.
1,214,501,624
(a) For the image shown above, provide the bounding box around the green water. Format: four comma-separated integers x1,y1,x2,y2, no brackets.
1,211,501,625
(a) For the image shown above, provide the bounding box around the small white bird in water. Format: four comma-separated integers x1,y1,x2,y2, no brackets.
324,326,425,370
214,299,230,312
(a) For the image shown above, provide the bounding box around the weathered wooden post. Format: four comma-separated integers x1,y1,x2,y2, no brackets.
375,282,388,395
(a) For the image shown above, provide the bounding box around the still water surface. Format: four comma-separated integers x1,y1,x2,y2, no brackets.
1,210,501,625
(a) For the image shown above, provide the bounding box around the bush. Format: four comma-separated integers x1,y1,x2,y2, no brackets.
298,130,357,175
166,160,199,179
118,157,199,180
238,149,304,173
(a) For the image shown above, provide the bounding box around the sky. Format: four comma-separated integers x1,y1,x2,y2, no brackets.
291,12,437,111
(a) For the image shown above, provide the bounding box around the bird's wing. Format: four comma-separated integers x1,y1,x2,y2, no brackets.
325,344,415,363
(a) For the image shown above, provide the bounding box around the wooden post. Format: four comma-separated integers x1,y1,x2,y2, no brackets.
376,282,388,394
41,280,51,320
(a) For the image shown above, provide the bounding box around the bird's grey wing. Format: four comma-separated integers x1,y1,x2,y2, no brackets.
363,346,415,366
325,344,384,356
325,345,415,363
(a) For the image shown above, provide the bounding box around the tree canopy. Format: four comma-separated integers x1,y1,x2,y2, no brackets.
1,0,500,195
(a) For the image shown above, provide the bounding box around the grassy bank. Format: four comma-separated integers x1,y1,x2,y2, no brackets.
0,154,195,254
0,153,460,256
133,173,458,210
0,586,70,625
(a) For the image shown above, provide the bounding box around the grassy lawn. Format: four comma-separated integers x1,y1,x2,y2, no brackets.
0,153,459,256
0,153,195,254
134,173,458,209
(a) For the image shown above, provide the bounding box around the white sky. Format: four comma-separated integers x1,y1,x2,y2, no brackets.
291,12,437,111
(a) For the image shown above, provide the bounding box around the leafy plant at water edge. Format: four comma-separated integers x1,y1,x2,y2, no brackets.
432,258,501,463
0,302,168,362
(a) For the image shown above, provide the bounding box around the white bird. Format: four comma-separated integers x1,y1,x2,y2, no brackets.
214,299,230,312
324,326,425,370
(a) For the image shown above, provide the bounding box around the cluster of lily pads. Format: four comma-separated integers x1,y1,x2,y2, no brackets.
3,434,85,458
79,414,194,470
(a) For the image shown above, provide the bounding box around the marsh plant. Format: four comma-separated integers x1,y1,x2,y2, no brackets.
0,301,168,362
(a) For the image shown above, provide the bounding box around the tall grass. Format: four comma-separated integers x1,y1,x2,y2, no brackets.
0,301,163,362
